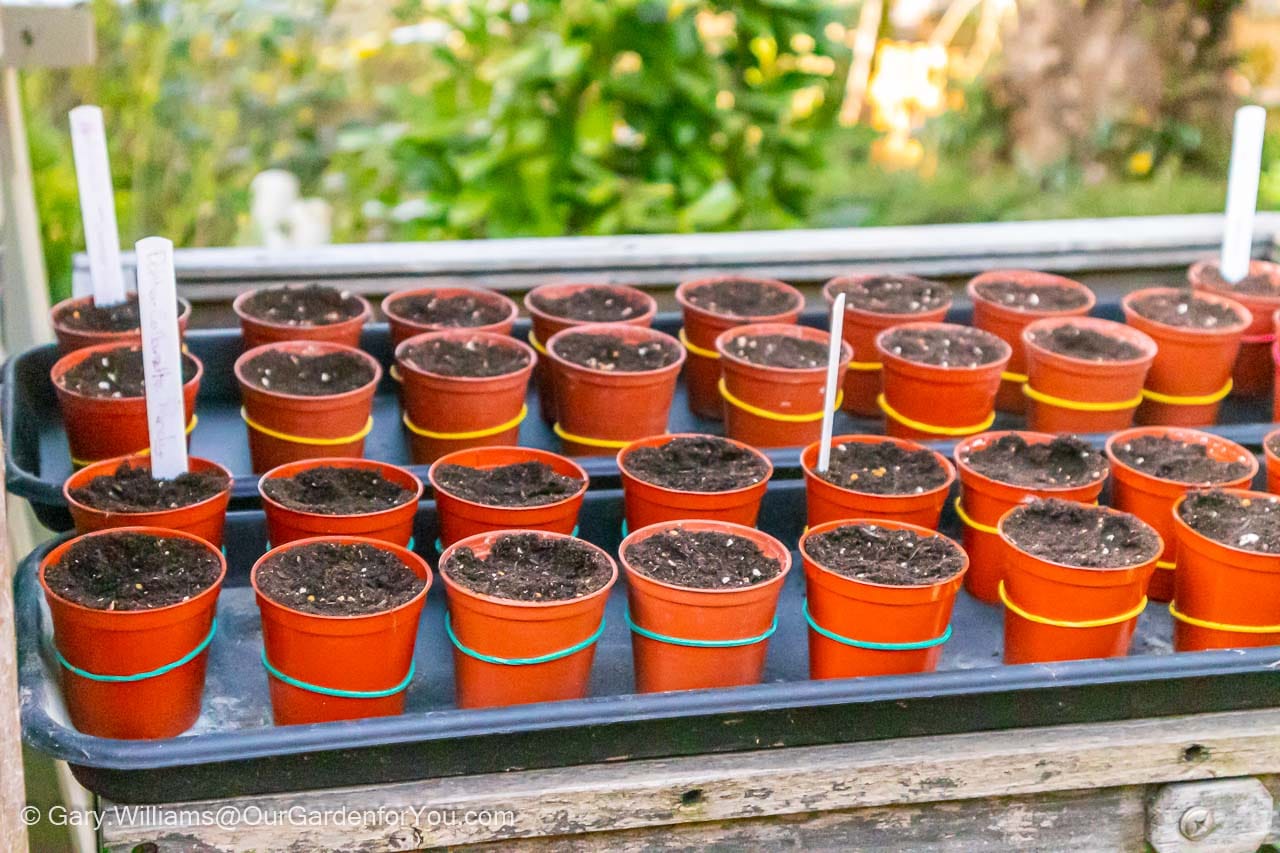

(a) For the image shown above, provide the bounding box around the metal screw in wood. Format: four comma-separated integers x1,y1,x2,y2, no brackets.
1178,806,1214,841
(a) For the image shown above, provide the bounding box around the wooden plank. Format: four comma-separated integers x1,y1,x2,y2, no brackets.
0,2,95,70
0,439,29,852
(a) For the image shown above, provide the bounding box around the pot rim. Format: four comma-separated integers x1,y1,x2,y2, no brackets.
801,434,955,500
64,454,234,519
821,274,954,318
257,458,424,524
1264,428,1280,466
51,294,194,338
617,432,773,498
51,341,204,403
523,282,657,327
618,519,793,595
1020,316,1157,369
954,430,1111,494
799,518,968,591
1189,258,1280,307
233,340,383,403
381,287,518,329
714,321,852,374
394,328,536,384
675,276,804,322
874,321,1012,374
1103,426,1258,489
1120,286,1252,336
545,323,686,378
438,529,619,610
232,286,372,332
996,501,1163,573
965,269,1097,317
428,445,589,513
1171,487,1280,562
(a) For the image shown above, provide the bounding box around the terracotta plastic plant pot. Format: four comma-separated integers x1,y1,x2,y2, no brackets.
800,519,967,679
1189,258,1280,397
395,329,535,464
620,520,791,693
998,505,1159,664
52,342,202,468
715,323,851,449
1021,317,1157,434
1121,287,1250,427
234,341,381,473
874,322,1010,441
800,435,954,529
524,283,657,423
674,276,804,420
253,536,431,725
381,287,519,349
50,294,193,355
617,434,772,531
1273,309,1280,420
954,431,1109,605
63,454,233,548
822,275,952,417
429,446,589,549
233,287,372,351
259,458,423,548
966,270,1095,414
1265,428,1280,495
546,323,684,456
439,530,617,708
39,526,226,739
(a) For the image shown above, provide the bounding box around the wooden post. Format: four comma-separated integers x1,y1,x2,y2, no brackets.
0,439,29,851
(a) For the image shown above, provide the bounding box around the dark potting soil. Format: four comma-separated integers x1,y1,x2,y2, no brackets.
623,436,768,492
723,333,829,369
59,346,197,398
389,293,509,327
881,326,1006,367
1179,489,1280,554
242,349,375,395
1200,263,1280,296
45,530,221,611
1002,499,1160,568
552,332,679,372
1111,435,1251,484
1029,324,1144,361
261,466,415,515
444,532,612,601
1129,292,1244,329
684,279,800,318
973,279,1090,312
828,274,951,314
817,440,948,495
624,529,782,589
530,287,648,322
256,542,424,616
400,337,530,378
240,283,364,326
805,524,964,585
433,461,583,507
962,434,1107,488
58,295,184,332
69,462,229,513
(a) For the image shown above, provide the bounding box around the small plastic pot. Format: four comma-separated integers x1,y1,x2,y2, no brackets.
800,435,954,529
50,294,193,355
1021,317,1156,434
439,530,617,708
233,287,372,351
1265,428,1280,495
715,323,851,449
395,329,536,464
39,526,226,739
967,270,1095,414
620,520,791,693
63,454,233,548
954,431,1109,604
674,276,804,420
52,342,202,467
429,446,589,549
234,341,381,473
1121,287,1250,427
617,434,772,531
546,324,684,456
253,536,431,725
381,287,519,349
259,458,423,548
1189,258,1280,397
800,519,967,679
874,322,1010,441
1273,309,1280,420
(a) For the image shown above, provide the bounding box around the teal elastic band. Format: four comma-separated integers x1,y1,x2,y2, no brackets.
435,526,578,554
261,649,415,699
625,608,777,648
56,619,217,683
265,536,415,553
445,611,604,666
802,601,952,651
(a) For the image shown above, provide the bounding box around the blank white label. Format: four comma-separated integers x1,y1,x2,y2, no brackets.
69,105,127,305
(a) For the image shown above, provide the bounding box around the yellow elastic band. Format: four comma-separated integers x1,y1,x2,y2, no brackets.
240,408,374,446
402,405,527,440
70,414,198,468
528,330,547,355
677,328,720,360
877,393,995,437
1022,384,1143,413
1168,601,1280,634
999,581,1147,628
389,364,402,384
718,378,843,423
552,422,632,449
1156,559,1176,572
848,359,882,372
1141,379,1233,406
954,497,999,535
1001,370,1028,383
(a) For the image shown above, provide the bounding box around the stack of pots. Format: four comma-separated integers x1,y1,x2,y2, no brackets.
1188,258,1280,397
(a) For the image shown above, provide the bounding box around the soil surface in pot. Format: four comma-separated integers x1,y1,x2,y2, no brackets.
1003,499,1159,568
829,275,951,314
624,528,782,588
882,326,1005,367
45,530,220,611
242,349,375,395
240,284,364,326
1269,433,1280,459
400,337,530,378
434,461,582,507
684,279,799,318
806,524,964,585
1111,435,1251,484
962,434,1106,488
445,532,611,601
1028,324,1144,361
60,346,198,398
389,293,509,327
723,333,828,369
262,466,415,515
58,295,184,332
623,435,768,492
1199,263,1280,296
70,462,229,513
1129,292,1244,329
973,278,1090,312
257,542,424,615
530,287,647,322
552,332,679,371
1179,489,1280,554
817,440,948,495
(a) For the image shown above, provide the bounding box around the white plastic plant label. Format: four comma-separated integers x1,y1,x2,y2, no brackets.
1220,105,1267,283
135,237,188,479
69,105,127,304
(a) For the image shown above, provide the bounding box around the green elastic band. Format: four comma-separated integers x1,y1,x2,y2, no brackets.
435,527,576,554
57,619,217,683
261,649,415,699
625,608,777,648
802,601,952,651
266,536,415,553
445,611,604,666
